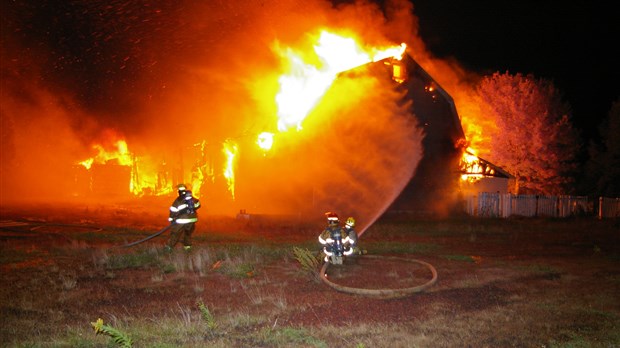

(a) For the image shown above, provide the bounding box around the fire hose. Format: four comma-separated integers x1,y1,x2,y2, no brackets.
1,220,173,249
115,223,174,248
0,222,103,242
319,255,438,299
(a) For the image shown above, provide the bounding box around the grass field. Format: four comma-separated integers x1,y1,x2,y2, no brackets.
1,209,619,347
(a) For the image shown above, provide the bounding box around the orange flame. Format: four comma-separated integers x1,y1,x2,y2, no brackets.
77,136,166,196
79,140,132,169
460,147,496,183
77,31,409,202
222,140,238,200
274,30,405,132
189,141,208,197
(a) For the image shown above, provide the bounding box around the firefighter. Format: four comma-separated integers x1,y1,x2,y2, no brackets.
318,212,352,263
165,184,201,253
344,216,361,255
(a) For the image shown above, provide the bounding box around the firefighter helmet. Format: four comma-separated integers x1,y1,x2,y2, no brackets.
325,212,339,225
345,217,355,228
177,184,187,196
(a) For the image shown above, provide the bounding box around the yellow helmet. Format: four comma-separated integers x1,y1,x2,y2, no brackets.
345,217,355,228
176,183,188,196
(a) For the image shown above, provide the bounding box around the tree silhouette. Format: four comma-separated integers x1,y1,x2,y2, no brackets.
476,72,581,195
583,97,620,197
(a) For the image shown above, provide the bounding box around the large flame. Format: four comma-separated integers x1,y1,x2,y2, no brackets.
77,135,160,196
274,30,405,132
78,140,132,170
1,0,483,217
74,30,409,206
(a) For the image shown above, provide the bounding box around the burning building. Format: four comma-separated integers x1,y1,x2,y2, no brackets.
335,51,516,216
459,150,514,196
374,53,468,215
55,32,428,222
2,1,514,227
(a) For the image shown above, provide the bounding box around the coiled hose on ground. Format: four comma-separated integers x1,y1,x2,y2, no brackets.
320,255,438,299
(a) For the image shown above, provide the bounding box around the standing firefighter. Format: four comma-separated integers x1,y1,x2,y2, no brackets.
318,212,352,263
165,184,201,253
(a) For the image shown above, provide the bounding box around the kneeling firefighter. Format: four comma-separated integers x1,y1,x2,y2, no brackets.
165,184,201,252
318,212,353,263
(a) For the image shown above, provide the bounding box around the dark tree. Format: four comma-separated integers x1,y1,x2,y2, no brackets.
583,98,620,197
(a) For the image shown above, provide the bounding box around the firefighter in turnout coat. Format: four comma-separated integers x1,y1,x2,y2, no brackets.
165,184,201,252
343,217,361,255
318,212,352,263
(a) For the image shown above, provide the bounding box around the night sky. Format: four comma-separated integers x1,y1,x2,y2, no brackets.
410,0,620,143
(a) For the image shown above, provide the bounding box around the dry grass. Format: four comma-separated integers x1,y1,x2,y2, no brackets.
1,215,619,347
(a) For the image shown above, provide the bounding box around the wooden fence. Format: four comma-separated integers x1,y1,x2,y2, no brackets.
598,197,620,219
464,193,619,218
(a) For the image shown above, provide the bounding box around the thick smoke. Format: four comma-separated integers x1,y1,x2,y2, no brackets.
1,0,428,226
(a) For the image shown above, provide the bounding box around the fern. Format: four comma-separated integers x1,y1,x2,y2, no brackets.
91,318,133,348
292,246,321,281
197,299,218,330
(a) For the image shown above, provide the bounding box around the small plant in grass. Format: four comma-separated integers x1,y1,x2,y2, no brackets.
216,260,256,278
257,326,327,347
91,318,133,348
197,299,218,330
292,246,322,282
443,254,476,262
241,282,265,305
60,272,78,290
105,250,160,270
231,262,255,278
